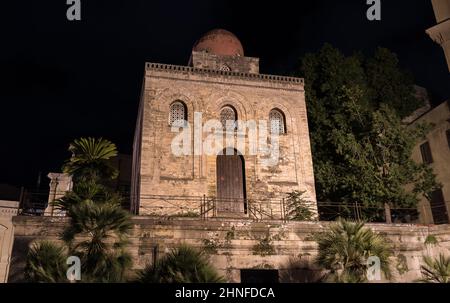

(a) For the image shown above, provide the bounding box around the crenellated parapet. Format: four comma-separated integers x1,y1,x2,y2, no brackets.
145,62,304,93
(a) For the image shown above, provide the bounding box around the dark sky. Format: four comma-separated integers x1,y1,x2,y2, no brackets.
1,0,449,189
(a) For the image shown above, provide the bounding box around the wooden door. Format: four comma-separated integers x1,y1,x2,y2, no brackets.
216,152,245,213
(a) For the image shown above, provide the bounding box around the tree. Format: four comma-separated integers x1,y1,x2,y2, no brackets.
62,137,118,183
58,137,132,282
26,137,133,283
419,254,450,283
314,220,391,283
285,190,315,221
60,198,132,282
299,44,439,220
366,48,423,119
24,241,68,283
137,245,224,283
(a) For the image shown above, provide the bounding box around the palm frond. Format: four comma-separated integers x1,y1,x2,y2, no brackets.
418,254,450,283
314,219,391,282
63,137,118,181
137,245,224,283
60,197,132,282
24,241,68,283
26,137,133,283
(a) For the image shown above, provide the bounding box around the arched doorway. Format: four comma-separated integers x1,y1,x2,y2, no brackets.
216,148,246,214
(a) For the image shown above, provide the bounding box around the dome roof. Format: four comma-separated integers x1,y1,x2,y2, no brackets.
193,29,244,57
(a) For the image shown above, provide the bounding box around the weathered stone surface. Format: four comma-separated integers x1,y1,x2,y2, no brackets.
44,173,72,216
131,60,317,217
8,216,450,283
426,0,450,72
190,51,259,74
0,200,19,283
409,100,450,224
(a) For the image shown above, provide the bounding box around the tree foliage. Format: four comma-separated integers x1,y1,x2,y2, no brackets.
26,137,132,283
285,190,315,221
419,254,450,283
366,48,422,118
137,245,224,283
314,220,392,283
63,137,118,182
299,44,440,219
60,197,132,282
24,241,68,283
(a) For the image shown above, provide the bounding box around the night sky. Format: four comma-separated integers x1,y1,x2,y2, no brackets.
1,0,449,189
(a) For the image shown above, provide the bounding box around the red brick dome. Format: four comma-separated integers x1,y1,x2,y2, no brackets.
193,29,244,57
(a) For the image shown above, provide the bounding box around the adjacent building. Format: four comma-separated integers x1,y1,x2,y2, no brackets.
426,0,450,72
0,200,19,283
408,0,450,224
409,100,450,224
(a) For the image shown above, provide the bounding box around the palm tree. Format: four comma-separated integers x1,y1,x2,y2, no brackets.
314,219,392,282
419,254,450,283
24,137,133,283
53,178,122,216
62,137,118,182
137,245,224,283
24,241,68,283
61,199,132,282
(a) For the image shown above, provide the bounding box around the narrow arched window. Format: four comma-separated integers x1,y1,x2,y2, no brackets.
220,105,237,129
269,109,286,134
169,101,187,126
219,64,231,72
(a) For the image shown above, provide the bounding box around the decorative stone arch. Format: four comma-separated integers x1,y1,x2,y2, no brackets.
153,91,199,126
168,101,188,126
206,90,252,122
219,105,238,128
146,91,199,182
219,64,231,72
265,101,295,135
269,108,287,134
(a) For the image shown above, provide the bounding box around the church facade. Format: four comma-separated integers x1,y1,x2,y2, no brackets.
131,29,317,218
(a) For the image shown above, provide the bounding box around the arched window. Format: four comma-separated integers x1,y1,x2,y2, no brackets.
220,105,237,129
169,101,187,126
269,109,286,134
219,64,231,72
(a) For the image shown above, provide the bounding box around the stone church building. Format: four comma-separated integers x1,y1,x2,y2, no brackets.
131,29,317,218
6,27,450,284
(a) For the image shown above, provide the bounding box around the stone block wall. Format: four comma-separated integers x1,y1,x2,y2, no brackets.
8,216,450,283
131,63,317,216
44,173,72,216
0,200,19,283
190,51,259,73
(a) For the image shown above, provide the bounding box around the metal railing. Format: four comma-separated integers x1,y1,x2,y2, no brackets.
133,195,443,223
198,196,289,221
16,190,131,216
18,191,49,216
15,190,450,224
316,201,420,223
